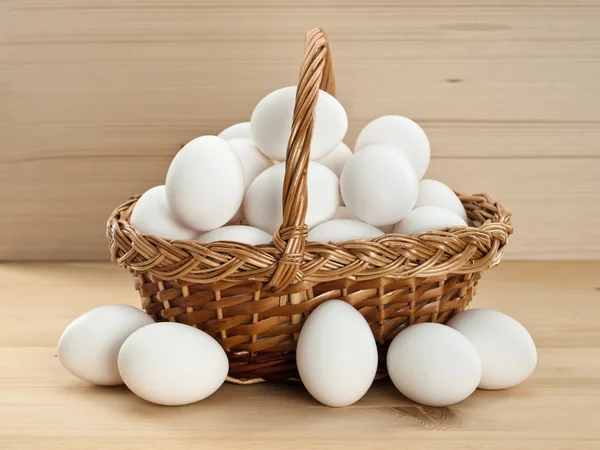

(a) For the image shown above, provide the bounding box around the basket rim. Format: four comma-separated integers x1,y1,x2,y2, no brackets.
106,190,513,286
106,29,512,288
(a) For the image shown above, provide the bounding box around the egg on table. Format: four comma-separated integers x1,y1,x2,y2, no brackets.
250,86,348,161
166,136,245,231
198,225,272,245
355,115,430,180
341,144,418,227
448,309,537,390
416,179,468,222
387,323,482,406
58,305,154,386
118,322,228,406
393,205,467,235
218,122,252,140
297,300,378,407
307,219,384,242
130,185,197,240
244,162,340,235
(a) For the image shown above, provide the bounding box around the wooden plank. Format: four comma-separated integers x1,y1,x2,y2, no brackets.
0,261,599,449
2,2,600,154
1,0,599,260
426,158,600,260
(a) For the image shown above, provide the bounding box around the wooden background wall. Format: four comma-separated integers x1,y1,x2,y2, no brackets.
1,0,599,260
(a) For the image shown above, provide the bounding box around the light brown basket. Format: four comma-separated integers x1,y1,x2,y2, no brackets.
106,28,513,384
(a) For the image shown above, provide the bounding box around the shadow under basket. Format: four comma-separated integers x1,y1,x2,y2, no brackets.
106,28,513,384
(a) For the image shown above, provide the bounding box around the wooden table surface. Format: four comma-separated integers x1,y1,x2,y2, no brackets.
1,261,599,449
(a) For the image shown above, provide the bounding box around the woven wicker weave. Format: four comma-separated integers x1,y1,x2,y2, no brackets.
106,28,513,384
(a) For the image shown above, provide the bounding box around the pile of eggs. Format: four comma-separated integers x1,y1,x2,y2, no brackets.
58,303,537,407
130,85,469,245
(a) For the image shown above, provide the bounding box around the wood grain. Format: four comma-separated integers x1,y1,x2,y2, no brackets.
1,1,599,260
0,261,599,449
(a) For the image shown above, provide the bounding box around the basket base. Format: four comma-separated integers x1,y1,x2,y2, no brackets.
225,348,391,384
135,271,482,383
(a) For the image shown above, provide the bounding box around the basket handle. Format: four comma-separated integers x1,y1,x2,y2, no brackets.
266,28,336,293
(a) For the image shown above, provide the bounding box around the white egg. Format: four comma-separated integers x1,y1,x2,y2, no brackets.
198,225,272,245
58,305,154,386
244,162,339,235
331,206,358,221
341,144,418,226
227,138,274,191
129,186,197,240
226,138,274,223
166,136,245,231
332,206,391,235
297,300,378,407
355,116,430,179
416,179,468,222
250,86,348,161
393,205,467,235
316,142,352,178
118,322,228,406
307,219,384,242
218,122,252,140
387,323,481,406
448,309,537,390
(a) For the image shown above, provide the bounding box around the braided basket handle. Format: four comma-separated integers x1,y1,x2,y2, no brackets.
267,28,336,293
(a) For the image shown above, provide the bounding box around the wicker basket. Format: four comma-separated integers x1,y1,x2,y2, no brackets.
106,28,513,384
